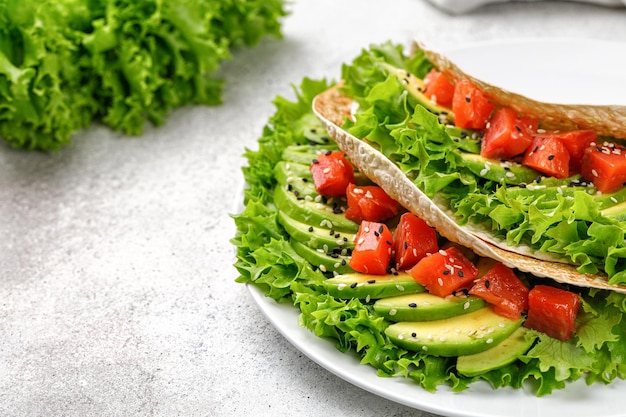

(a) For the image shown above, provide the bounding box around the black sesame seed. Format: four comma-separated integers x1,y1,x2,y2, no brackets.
535,176,542,184
408,303,417,308
302,177,308,182
485,279,490,288
514,125,521,132
350,282,358,288
341,260,347,266
379,225,384,233
287,184,293,191
465,96,471,103
443,270,450,275
404,241,408,250
374,231,380,237
548,155,555,161
308,226,314,232
519,183,527,188
333,208,343,214
312,158,319,164
386,240,393,246
457,270,464,278
460,132,468,139
367,279,376,284
325,150,332,156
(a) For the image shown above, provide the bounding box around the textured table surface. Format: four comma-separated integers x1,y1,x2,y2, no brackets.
2,1,626,416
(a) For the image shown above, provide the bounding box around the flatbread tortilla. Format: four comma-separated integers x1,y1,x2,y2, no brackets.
417,42,626,139
312,83,626,294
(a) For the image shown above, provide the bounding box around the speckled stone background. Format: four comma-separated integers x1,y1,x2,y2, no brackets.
2,1,626,416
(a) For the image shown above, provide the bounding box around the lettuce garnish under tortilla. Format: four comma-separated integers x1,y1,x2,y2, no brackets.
232,63,626,395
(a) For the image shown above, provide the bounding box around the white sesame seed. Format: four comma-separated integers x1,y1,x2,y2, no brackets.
486,338,494,344
592,169,599,177
319,264,327,272
437,278,444,286
463,301,470,310
396,284,405,291
389,309,397,316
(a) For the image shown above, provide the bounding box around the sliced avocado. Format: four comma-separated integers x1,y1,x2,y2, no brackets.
274,161,317,198
456,327,537,376
291,240,354,275
602,200,626,220
385,306,522,357
324,272,424,300
277,210,355,251
282,144,338,165
273,185,359,233
382,63,454,123
374,293,485,322
459,153,541,185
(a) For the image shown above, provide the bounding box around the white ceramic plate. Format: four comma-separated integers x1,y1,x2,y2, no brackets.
243,38,626,417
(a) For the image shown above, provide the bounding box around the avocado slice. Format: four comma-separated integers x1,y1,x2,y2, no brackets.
374,293,485,322
382,63,454,123
456,327,537,376
459,152,541,185
291,240,353,275
274,161,317,198
324,272,424,300
273,185,359,233
385,307,522,357
277,210,355,251
282,144,338,165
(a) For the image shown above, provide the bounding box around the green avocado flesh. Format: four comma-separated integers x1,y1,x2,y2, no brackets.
277,210,355,252
374,293,486,322
456,327,537,376
385,307,522,357
291,240,353,275
274,185,359,233
459,153,541,185
324,272,424,300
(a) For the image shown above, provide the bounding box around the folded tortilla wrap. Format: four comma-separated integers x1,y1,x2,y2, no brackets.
312,43,626,293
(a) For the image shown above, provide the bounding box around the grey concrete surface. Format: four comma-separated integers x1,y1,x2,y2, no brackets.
1,1,625,416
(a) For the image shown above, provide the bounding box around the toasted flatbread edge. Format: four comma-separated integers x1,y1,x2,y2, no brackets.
312,85,626,293
416,41,626,139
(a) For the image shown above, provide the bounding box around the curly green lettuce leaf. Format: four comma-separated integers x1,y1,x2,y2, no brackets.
0,0,287,150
